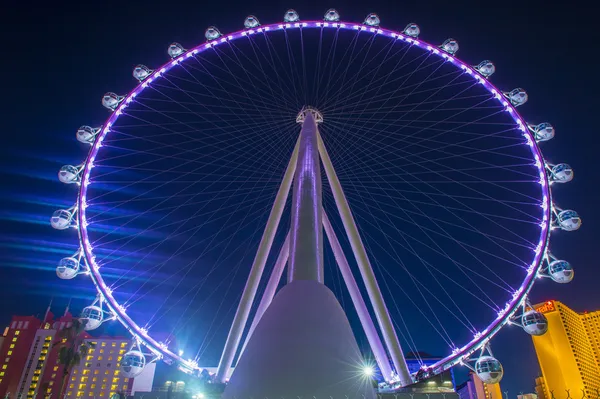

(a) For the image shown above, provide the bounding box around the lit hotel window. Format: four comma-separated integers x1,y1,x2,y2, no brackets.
15,331,20,335
7,351,12,356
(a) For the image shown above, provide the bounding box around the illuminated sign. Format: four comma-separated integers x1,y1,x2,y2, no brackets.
535,301,556,314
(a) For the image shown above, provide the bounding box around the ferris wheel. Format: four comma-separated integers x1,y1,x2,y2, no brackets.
51,9,580,389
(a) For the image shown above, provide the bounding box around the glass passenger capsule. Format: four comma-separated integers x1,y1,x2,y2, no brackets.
58,165,81,184
102,92,123,111
57,257,80,280
244,15,260,29
51,209,74,230
76,125,100,144
521,310,548,336
529,122,554,142
80,305,104,331
284,9,299,23
168,42,185,58
474,60,495,78
324,9,340,22
475,356,503,384
363,13,381,27
548,260,574,283
404,23,420,38
504,88,528,107
205,26,222,41
133,64,153,81
550,163,573,183
440,38,459,55
556,210,581,231
121,350,146,378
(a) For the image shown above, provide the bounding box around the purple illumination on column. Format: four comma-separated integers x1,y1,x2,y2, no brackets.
288,110,324,283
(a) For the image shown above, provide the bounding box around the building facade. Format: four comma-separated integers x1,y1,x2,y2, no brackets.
0,309,155,399
0,315,44,398
534,377,547,399
456,372,502,399
62,336,133,399
532,301,600,397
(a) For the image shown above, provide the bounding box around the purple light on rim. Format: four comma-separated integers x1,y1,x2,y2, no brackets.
75,20,552,376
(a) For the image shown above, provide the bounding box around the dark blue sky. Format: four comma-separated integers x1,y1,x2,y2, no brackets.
0,0,597,395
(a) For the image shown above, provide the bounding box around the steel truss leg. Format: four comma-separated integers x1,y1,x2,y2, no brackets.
238,233,290,358
317,133,412,386
322,212,393,382
216,140,300,383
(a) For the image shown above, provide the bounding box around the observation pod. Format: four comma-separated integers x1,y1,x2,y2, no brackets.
51,209,74,230
168,43,185,59
504,88,528,107
556,210,581,231
284,9,299,23
58,165,81,184
474,60,495,78
80,306,104,331
364,13,381,27
521,310,548,336
529,122,555,142
205,26,222,41
440,38,459,55
324,9,340,22
550,163,573,183
121,350,146,378
133,65,153,82
76,125,101,144
56,257,80,280
549,260,574,283
102,92,124,111
244,15,260,29
474,356,503,384
404,23,420,38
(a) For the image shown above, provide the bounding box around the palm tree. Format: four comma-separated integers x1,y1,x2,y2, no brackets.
53,318,95,399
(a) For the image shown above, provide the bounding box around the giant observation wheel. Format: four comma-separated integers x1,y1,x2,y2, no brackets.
52,9,580,389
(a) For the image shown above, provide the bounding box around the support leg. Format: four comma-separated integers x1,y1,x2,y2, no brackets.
216,140,300,383
238,233,290,358
323,212,393,382
317,133,412,386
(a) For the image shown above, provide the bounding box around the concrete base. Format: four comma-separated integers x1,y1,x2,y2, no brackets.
223,280,376,399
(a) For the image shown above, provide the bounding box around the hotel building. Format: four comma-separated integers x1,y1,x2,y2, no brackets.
531,300,600,397
456,372,502,399
0,308,154,399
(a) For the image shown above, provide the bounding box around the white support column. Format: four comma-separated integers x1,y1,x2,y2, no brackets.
322,212,393,382
317,133,412,386
238,233,290,358
216,140,300,383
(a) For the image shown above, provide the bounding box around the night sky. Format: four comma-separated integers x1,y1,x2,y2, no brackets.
1,0,598,396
